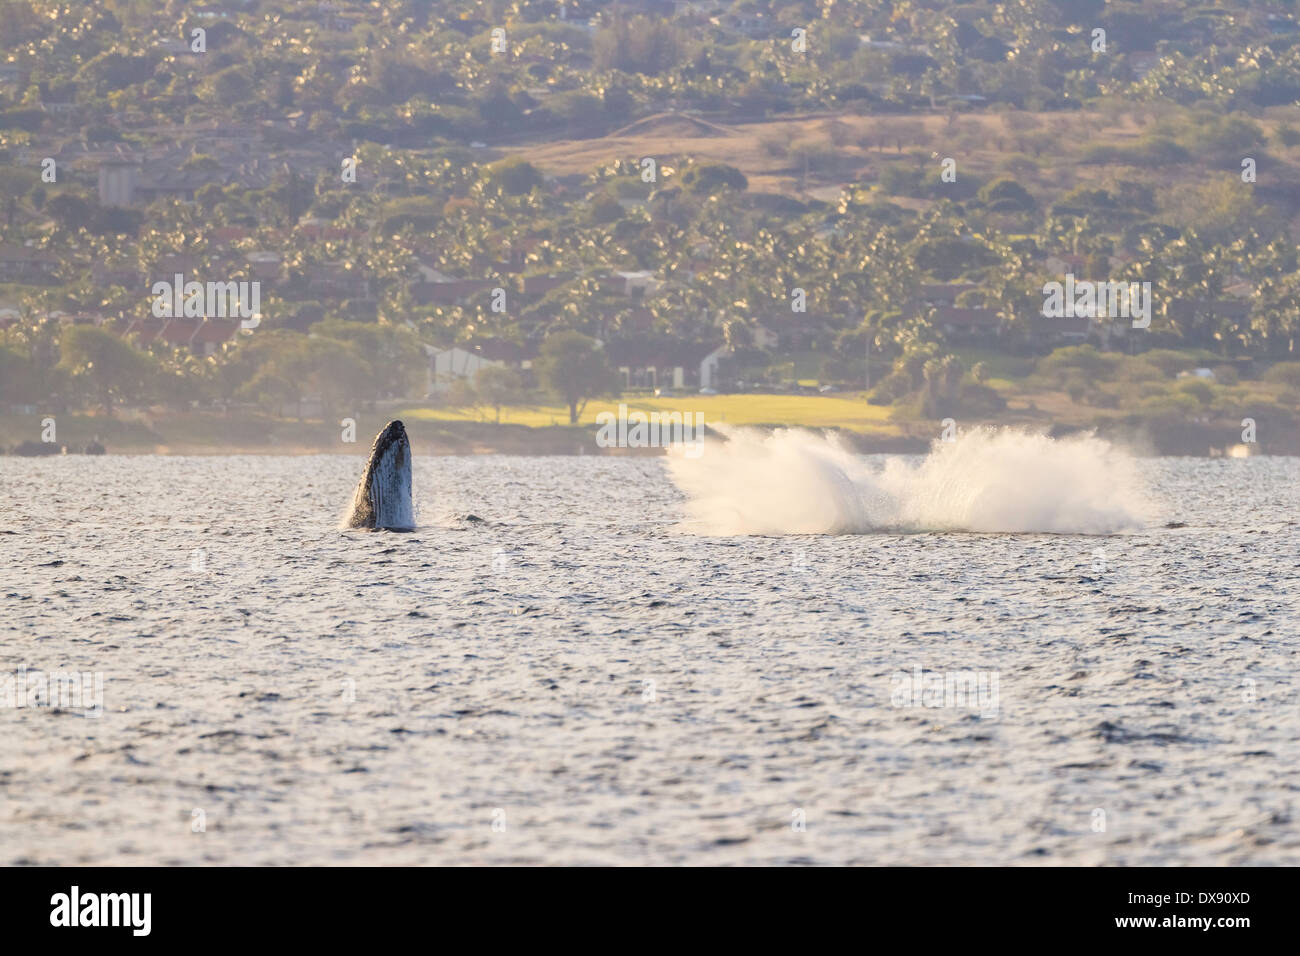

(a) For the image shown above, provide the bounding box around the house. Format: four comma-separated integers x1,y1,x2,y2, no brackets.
159,318,205,349
1128,52,1161,79
752,324,780,350
0,245,59,284
151,254,200,278
1170,299,1251,328
123,317,239,354
932,307,1001,342
246,251,283,283
1031,314,1091,346
680,256,715,281
427,346,495,390
153,38,195,55
672,0,724,19
411,275,497,306
134,162,214,202
425,339,539,391
766,316,828,351
1044,254,1088,276
211,226,253,246
858,36,933,56
726,12,771,38
605,340,727,391
1055,317,1092,342
519,274,571,297
902,287,997,341
189,318,242,355
50,311,112,327
497,236,546,273
614,270,662,299
92,261,141,289
307,262,372,300
124,317,166,345
0,66,29,89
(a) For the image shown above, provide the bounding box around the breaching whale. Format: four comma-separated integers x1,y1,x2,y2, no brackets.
344,420,414,530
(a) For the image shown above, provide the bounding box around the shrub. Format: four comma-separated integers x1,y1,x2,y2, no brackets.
868,369,913,405
0,108,46,131
1080,137,1189,166
680,162,747,195
1138,391,1199,417
1176,379,1214,404
959,382,1006,414
1263,362,1300,388
589,193,623,224
1275,125,1300,148
1114,358,1162,383
1139,349,1216,377
977,177,1035,212
486,157,544,195
1037,345,1118,382
1212,365,1239,386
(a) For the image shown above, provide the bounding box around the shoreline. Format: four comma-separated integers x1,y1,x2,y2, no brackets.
1,405,1290,458
0,426,1285,458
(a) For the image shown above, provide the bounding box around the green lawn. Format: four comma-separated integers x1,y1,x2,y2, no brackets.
400,392,901,433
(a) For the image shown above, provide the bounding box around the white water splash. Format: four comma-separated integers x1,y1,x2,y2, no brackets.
666,426,1152,535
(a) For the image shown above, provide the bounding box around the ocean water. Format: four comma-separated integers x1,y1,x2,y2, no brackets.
1,437,1297,865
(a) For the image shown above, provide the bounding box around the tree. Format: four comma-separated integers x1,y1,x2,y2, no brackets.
0,346,39,404
473,365,524,424
309,318,425,399
593,16,683,75
57,326,157,415
230,330,371,420
535,331,619,424
230,330,310,417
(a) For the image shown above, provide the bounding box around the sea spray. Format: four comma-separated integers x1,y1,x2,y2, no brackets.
882,427,1149,533
665,427,876,534
665,426,1152,535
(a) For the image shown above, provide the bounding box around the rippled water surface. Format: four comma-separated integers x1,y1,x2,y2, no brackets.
1,453,1297,865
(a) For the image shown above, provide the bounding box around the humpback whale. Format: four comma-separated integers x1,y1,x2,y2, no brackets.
344,420,414,530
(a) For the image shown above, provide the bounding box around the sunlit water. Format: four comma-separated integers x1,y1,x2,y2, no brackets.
1,451,1296,865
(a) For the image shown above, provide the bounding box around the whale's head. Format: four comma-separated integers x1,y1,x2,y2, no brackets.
371,419,409,464
344,420,414,531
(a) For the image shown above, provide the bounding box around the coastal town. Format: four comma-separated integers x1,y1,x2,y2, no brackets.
3,0,1300,453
